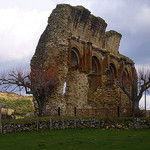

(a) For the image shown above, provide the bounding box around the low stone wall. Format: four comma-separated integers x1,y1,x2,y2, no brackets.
1,117,150,133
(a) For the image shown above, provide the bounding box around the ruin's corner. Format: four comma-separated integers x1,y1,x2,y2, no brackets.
31,4,136,117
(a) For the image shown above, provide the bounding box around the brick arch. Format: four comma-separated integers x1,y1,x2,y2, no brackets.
107,61,118,79
92,56,101,74
70,42,82,55
88,54,102,92
119,63,132,80
92,52,103,75
70,47,81,69
122,68,130,81
109,58,119,71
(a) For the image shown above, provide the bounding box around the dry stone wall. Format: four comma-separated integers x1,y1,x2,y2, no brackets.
31,4,137,117
1,118,150,133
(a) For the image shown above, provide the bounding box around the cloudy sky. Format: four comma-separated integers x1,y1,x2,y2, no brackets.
0,0,150,109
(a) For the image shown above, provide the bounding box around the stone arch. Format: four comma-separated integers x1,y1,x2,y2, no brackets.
71,47,81,68
92,56,101,74
122,68,130,83
123,68,129,78
107,62,117,79
92,51,103,75
88,55,102,99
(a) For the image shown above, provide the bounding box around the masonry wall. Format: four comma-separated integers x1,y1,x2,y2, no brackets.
1,118,150,133
31,4,136,117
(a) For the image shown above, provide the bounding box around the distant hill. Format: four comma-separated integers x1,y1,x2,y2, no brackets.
0,91,34,116
0,91,33,101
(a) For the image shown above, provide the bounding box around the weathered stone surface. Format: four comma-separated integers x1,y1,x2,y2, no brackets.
31,4,136,116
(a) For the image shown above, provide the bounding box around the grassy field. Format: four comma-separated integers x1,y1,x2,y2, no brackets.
0,129,150,150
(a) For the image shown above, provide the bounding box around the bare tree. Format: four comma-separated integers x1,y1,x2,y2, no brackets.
116,67,150,116
0,67,59,116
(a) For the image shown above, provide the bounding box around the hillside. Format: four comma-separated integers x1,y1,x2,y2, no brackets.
0,91,33,101
0,91,34,116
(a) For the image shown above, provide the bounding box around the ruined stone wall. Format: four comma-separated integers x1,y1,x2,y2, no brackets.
104,30,122,55
31,4,136,117
65,70,89,115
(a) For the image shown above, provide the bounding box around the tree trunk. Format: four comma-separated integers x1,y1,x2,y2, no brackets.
38,101,46,116
134,101,139,111
33,93,47,116
132,100,140,117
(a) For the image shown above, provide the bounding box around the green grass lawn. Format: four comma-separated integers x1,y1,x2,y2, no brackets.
0,129,150,150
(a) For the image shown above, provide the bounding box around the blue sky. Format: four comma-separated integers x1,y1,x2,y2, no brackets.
0,0,150,109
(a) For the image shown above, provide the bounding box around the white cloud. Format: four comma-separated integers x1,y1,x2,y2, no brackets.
0,0,150,68
139,95,150,110
89,0,150,34
0,8,50,63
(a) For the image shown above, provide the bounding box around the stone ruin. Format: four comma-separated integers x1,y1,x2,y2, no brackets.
31,4,136,116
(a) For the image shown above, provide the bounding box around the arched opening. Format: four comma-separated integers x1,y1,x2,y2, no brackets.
107,63,117,79
122,69,129,81
88,56,101,98
71,48,80,68
122,69,130,86
92,56,101,74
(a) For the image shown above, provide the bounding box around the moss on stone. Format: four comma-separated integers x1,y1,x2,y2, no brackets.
105,30,122,37
97,17,106,24
75,5,87,10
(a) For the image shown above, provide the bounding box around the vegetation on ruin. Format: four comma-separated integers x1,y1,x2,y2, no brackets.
105,30,122,37
0,128,150,150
